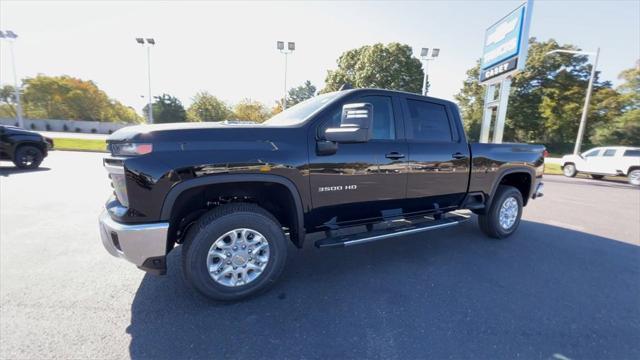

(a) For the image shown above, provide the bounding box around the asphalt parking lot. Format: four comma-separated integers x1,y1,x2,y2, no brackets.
1,151,639,360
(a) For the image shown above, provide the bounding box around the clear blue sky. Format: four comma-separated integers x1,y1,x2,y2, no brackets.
1,0,638,113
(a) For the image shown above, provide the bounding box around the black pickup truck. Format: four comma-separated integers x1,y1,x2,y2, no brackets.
0,125,53,169
99,88,544,300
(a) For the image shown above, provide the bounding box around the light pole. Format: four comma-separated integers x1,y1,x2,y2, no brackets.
136,37,155,124
0,30,24,128
277,41,295,110
420,47,439,96
545,47,600,154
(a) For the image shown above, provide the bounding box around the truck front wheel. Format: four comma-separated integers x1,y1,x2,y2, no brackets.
182,203,288,301
13,145,44,169
478,185,523,239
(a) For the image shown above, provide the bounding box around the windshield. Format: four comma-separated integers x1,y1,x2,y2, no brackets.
264,92,340,126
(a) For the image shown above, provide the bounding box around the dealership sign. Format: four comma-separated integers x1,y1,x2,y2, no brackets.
480,2,532,83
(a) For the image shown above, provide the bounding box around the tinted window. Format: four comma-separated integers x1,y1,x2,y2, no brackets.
319,95,396,140
584,149,600,157
361,96,395,140
406,100,452,142
602,149,617,157
623,150,640,157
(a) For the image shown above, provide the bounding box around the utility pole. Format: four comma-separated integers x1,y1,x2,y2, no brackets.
277,41,295,110
419,47,440,96
136,37,155,124
0,30,24,128
545,48,600,154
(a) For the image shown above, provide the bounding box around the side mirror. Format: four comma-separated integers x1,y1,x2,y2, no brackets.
324,103,373,143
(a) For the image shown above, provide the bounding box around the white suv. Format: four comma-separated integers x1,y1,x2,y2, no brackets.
561,146,640,185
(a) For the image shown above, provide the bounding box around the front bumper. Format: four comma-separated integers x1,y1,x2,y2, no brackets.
532,182,544,199
99,209,169,275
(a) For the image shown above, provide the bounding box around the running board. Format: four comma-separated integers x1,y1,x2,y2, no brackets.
315,214,469,248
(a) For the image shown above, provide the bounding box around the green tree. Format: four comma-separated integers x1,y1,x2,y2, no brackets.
187,91,232,122
145,93,187,123
286,80,316,107
0,85,18,118
232,99,270,122
18,75,143,123
322,43,424,93
591,62,640,145
454,38,623,152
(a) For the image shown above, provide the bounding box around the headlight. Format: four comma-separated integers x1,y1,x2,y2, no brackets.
105,163,129,207
110,143,153,156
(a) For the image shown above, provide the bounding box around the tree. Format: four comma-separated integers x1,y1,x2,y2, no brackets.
286,80,316,107
232,99,270,122
454,38,623,153
322,43,424,93
187,91,232,122
0,85,17,118
145,93,187,123
17,75,143,123
591,62,640,145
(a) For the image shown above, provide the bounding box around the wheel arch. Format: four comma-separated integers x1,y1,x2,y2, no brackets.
160,174,306,249
487,168,535,209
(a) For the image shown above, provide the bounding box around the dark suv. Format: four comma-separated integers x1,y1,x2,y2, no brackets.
0,125,53,169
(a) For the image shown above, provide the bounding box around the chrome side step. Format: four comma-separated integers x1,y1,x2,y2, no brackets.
315,213,469,248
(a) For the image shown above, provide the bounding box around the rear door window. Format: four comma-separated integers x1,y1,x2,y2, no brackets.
602,149,617,157
405,99,453,142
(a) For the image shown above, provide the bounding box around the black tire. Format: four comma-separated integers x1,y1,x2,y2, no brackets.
562,163,577,177
590,174,605,180
13,145,43,169
478,185,523,239
182,203,288,301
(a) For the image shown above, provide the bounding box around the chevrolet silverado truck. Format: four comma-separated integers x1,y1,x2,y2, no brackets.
99,88,544,301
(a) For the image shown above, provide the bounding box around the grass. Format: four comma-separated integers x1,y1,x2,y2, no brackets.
53,138,107,152
544,163,563,175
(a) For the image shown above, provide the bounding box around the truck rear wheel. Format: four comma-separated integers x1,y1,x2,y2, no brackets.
182,203,288,301
478,185,523,239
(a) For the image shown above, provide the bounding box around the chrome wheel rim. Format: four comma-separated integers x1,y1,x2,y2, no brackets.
498,197,519,230
207,228,270,287
563,165,575,176
630,171,640,186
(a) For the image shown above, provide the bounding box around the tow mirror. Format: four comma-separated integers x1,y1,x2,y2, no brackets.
324,103,373,143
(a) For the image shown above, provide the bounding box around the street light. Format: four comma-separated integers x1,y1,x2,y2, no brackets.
545,48,600,154
136,37,156,124
277,41,295,110
0,30,24,128
420,47,440,96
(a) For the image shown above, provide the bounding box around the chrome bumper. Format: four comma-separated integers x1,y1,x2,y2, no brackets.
99,209,169,268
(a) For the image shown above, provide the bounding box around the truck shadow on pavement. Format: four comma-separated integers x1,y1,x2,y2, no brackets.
0,165,51,177
127,219,640,360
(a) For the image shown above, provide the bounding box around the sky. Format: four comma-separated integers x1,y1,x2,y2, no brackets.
1,0,639,114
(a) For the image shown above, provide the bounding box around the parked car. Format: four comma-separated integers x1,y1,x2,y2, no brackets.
560,146,640,185
0,125,53,169
99,88,545,301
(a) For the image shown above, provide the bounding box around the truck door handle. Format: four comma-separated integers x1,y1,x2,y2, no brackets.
452,152,466,159
385,152,405,160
